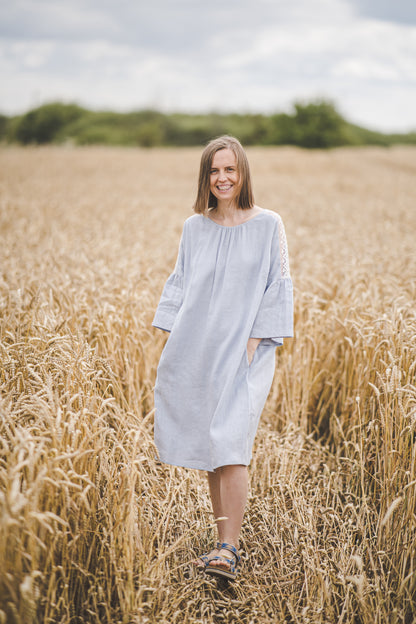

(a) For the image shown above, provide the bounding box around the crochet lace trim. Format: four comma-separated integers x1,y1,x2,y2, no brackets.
276,214,290,278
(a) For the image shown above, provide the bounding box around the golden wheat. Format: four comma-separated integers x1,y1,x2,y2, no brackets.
0,145,415,624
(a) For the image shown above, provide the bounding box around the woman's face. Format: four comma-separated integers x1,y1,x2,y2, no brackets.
209,148,239,206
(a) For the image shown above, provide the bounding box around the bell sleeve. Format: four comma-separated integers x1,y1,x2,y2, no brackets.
250,214,294,346
152,223,186,333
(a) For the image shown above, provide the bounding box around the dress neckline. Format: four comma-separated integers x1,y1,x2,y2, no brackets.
205,210,265,230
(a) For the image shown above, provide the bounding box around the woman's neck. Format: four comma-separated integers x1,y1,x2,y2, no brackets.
212,201,239,221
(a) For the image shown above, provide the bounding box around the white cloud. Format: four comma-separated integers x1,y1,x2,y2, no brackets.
4,39,55,69
0,0,415,132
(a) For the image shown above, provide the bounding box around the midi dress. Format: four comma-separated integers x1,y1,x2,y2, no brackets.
152,209,293,471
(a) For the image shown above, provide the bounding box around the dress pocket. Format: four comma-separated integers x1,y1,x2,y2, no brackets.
246,345,259,368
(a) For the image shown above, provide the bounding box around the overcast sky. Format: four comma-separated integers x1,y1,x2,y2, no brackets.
1,0,416,132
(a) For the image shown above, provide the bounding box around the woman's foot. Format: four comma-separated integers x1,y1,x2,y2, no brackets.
205,543,240,580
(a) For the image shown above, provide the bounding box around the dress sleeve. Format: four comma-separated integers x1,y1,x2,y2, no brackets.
152,223,186,333
250,214,294,346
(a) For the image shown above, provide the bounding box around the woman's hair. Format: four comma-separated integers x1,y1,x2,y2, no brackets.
193,135,254,214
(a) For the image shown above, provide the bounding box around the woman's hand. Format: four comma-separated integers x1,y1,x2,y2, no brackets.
247,338,261,365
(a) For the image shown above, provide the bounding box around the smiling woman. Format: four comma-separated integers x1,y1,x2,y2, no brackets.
152,135,294,581
193,136,255,216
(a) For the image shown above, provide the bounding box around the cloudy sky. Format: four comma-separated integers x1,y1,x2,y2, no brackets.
1,0,416,132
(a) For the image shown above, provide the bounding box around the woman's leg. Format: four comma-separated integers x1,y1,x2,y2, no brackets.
190,471,223,565
207,464,248,567
194,464,248,567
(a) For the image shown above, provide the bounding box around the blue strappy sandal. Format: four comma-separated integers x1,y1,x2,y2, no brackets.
192,542,222,569
205,542,240,580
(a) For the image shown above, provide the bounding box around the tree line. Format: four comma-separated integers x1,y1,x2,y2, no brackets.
1,100,415,148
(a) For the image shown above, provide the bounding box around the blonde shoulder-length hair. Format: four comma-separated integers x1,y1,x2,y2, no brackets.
193,135,254,214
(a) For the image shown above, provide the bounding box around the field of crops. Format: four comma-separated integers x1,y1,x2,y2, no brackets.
0,145,415,623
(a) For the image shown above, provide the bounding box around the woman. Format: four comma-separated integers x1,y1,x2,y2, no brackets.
152,136,293,581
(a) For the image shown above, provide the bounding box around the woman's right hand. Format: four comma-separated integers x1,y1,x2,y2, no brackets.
247,337,261,365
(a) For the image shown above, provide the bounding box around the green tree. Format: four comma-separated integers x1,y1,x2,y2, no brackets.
290,100,349,148
5,99,414,148
14,102,86,144
0,114,8,141
267,112,298,145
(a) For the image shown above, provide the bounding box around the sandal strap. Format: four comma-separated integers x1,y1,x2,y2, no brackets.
218,542,240,563
196,542,222,563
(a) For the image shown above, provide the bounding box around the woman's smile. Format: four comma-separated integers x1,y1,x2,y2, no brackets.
217,184,233,193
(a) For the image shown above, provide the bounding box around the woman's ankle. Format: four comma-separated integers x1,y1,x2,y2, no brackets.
218,538,239,549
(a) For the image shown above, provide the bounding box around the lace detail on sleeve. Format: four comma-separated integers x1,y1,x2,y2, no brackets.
276,214,290,278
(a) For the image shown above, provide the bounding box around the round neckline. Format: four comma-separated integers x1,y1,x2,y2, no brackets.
204,210,265,230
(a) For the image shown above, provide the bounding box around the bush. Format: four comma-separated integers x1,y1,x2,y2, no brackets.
0,114,9,141
14,103,87,144
5,99,416,148
290,100,350,148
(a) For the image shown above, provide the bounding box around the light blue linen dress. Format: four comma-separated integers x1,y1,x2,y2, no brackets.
152,209,293,471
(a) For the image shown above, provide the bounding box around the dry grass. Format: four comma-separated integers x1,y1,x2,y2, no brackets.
0,145,415,624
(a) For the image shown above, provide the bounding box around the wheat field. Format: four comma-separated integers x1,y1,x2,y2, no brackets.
0,145,415,624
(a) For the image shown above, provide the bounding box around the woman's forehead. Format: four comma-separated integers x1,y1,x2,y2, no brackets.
211,148,237,167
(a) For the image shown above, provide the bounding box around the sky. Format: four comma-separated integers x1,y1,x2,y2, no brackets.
1,0,416,132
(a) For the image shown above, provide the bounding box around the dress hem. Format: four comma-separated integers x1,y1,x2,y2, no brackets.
156,454,250,473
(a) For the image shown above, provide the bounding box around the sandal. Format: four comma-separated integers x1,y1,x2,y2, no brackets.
192,542,221,569
205,542,240,581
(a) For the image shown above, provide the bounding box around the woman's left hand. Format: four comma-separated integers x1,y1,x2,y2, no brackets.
247,338,261,365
